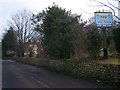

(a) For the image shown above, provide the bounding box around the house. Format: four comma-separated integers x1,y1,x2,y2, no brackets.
24,41,47,59
24,41,39,57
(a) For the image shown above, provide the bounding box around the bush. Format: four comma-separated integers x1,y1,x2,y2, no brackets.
112,28,120,54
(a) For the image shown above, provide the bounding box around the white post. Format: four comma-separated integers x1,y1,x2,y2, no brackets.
118,1,120,22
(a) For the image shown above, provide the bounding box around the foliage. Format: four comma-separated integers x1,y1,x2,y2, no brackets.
87,26,102,60
9,9,34,57
97,58,119,65
33,5,78,59
106,35,113,48
72,19,88,59
112,28,120,54
2,27,18,58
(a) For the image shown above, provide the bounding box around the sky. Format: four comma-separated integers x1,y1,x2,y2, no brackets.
0,0,118,41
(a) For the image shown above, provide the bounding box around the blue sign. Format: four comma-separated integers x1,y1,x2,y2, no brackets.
94,12,113,27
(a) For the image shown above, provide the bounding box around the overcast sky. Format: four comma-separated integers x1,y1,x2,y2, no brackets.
0,0,118,41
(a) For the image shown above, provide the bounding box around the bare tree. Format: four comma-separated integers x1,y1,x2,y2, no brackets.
9,9,34,42
8,9,35,57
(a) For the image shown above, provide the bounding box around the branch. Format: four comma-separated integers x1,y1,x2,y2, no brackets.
107,0,120,10
91,0,120,21
79,8,93,15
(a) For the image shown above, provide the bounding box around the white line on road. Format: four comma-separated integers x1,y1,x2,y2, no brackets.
2,60,14,62
15,68,24,73
31,77,51,88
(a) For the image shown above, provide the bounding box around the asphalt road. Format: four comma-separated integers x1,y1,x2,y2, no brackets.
2,60,112,88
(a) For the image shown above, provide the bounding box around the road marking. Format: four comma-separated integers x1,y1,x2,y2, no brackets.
31,77,51,88
15,68,24,73
2,60,14,62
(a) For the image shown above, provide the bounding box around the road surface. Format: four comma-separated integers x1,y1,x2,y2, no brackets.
2,60,112,88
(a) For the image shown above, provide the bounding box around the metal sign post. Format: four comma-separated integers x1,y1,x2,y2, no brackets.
94,11,113,59
102,27,108,59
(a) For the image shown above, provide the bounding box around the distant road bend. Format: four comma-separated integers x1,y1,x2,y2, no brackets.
2,60,112,88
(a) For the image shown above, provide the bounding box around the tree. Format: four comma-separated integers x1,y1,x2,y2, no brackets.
72,16,88,59
9,9,35,57
86,24,102,60
33,4,78,59
112,28,120,54
2,27,18,58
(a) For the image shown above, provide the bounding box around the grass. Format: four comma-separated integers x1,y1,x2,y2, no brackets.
97,58,120,65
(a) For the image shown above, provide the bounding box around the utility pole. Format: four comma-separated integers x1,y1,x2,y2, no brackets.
118,1,120,19
118,0,120,26
102,27,108,59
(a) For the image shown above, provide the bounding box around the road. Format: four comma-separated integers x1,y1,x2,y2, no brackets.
2,60,112,88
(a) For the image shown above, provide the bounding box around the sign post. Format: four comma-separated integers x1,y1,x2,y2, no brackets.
94,12,113,59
